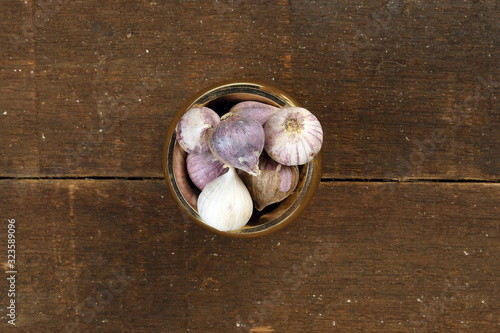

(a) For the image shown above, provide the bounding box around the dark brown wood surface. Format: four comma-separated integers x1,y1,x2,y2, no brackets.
1,0,499,332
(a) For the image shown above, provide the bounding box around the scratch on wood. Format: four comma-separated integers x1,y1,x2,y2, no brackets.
69,183,75,219
281,54,292,79
249,326,275,332
283,54,291,69
2,262,10,272
201,277,220,289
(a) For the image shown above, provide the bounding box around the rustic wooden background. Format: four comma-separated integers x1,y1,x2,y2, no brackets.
1,0,499,332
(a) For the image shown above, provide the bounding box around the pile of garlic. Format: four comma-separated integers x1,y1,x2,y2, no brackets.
175,101,323,232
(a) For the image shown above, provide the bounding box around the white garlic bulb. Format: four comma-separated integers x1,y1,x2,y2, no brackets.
176,106,220,154
197,166,253,232
264,107,323,166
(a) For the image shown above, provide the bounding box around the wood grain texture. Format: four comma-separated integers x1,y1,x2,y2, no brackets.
0,180,499,332
1,0,499,332
0,0,499,179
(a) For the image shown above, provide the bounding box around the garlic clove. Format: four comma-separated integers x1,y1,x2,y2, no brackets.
229,101,280,126
197,166,253,232
172,142,198,209
264,107,323,166
176,106,220,154
209,112,265,176
186,152,228,190
263,157,298,193
239,154,299,211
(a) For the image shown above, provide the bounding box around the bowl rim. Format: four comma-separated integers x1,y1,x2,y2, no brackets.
162,79,323,238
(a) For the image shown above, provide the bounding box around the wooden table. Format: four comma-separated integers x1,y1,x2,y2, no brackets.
1,1,499,332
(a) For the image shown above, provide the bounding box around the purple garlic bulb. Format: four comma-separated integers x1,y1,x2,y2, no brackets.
209,112,265,176
186,152,228,191
229,101,280,126
176,106,220,154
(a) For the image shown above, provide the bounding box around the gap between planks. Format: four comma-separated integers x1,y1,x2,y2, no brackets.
0,176,499,184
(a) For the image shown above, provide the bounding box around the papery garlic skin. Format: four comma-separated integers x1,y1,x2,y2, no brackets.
176,106,220,154
197,167,253,232
186,153,228,190
262,157,297,193
239,155,299,211
229,101,280,126
209,113,265,176
264,107,323,166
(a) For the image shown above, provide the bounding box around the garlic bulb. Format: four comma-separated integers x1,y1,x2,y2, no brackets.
186,152,227,190
264,107,323,166
209,112,265,176
176,106,220,154
239,154,299,211
229,101,280,126
197,167,253,231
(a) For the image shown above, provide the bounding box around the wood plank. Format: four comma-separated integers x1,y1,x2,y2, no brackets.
289,1,500,181
0,180,498,331
23,0,294,178
0,0,37,175
1,179,189,332
0,0,498,180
